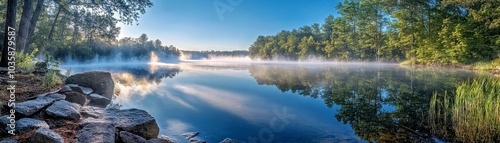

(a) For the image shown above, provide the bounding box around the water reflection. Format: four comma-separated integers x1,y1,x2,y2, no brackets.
248,64,477,142
63,62,483,142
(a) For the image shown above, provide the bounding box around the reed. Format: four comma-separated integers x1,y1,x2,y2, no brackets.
429,77,500,142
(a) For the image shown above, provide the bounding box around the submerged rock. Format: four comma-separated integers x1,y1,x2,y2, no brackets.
182,132,199,140
77,122,116,143
220,138,238,143
65,71,114,100
46,100,81,120
119,131,147,143
188,138,206,143
88,93,111,108
15,118,49,134
27,127,64,143
63,92,87,106
14,97,55,116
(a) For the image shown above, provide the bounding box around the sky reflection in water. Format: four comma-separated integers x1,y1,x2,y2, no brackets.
62,61,480,143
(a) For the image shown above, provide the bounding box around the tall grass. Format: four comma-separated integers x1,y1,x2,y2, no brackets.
429,77,500,142
473,58,500,70
453,77,500,142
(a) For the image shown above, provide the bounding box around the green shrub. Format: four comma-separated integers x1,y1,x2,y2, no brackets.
41,70,62,88
16,48,38,72
473,58,500,70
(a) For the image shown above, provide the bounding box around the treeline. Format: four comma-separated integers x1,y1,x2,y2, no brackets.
249,0,500,65
181,50,248,60
52,33,181,62
0,0,180,64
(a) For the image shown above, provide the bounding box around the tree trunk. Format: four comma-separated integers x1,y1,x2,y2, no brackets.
48,5,63,41
0,0,18,67
26,0,46,53
16,0,35,52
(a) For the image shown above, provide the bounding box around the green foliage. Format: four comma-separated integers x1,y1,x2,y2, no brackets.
16,48,38,71
473,58,500,70
41,70,62,88
248,0,500,65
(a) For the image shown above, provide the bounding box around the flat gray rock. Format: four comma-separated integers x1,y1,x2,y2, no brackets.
104,109,159,139
77,122,115,143
58,86,72,93
0,115,11,126
27,127,64,143
63,92,87,106
88,93,111,107
80,106,106,119
44,93,66,101
0,139,18,143
46,100,81,120
14,97,55,116
16,118,49,134
120,131,147,143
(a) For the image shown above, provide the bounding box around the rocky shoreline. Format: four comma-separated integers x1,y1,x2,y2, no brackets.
0,71,237,143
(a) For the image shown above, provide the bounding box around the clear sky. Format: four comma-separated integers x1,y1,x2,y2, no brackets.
117,0,341,51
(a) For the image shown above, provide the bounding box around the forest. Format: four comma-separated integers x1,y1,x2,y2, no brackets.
0,0,182,65
248,0,500,66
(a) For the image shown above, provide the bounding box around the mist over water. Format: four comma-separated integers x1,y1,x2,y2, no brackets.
59,54,484,142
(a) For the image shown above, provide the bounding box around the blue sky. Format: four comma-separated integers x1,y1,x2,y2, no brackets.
117,0,341,51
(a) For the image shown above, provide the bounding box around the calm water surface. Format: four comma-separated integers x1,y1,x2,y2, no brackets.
62,61,483,143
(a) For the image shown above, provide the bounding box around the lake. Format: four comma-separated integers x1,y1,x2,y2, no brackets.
61,61,486,143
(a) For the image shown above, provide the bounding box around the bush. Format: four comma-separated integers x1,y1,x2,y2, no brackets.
41,70,62,88
16,48,38,72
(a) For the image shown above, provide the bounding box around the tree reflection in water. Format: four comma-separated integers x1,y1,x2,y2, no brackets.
249,64,477,142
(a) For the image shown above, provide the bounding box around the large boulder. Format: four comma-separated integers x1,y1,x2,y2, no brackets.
88,94,111,108
71,86,93,95
46,100,81,120
15,118,49,134
104,109,159,139
63,92,87,106
27,127,64,143
119,131,147,143
65,71,114,100
77,122,116,143
14,97,55,116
